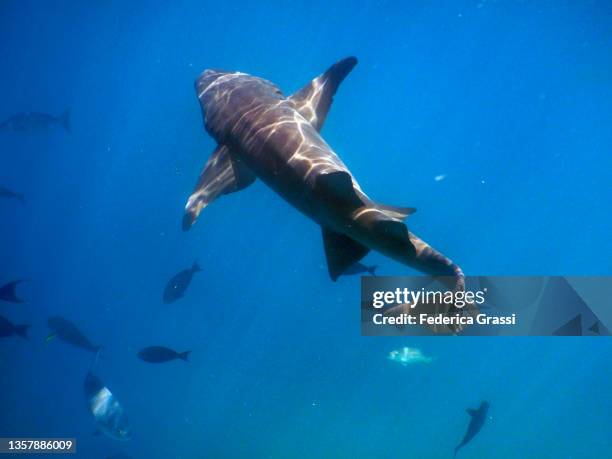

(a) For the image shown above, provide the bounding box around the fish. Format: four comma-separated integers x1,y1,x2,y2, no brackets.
387,347,433,366
0,187,25,204
137,346,191,363
0,110,70,133
341,262,377,276
454,401,490,457
46,316,102,353
0,280,26,303
84,371,132,441
589,321,601,335
0,315,29,339
183,57,467,315
163,262,201,304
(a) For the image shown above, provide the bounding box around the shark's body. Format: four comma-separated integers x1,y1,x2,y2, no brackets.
454,401,489,457
183,57,465,299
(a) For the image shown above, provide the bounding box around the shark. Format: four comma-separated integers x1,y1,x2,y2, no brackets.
183,57,466,303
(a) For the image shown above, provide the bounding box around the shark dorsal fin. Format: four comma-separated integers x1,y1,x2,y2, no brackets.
289,57,357,132
322,228,369,281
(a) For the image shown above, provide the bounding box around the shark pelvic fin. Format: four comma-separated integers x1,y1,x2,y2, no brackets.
322,228,369,281
315,171,364,212
376,204,417,220
183,144,255,230
289,57,357,131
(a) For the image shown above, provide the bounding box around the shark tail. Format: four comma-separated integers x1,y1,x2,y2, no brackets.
59,110,70,133
178,350,191,362
383,233,473,334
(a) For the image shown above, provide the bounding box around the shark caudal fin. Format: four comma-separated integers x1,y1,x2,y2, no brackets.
183,144,256,230
178,351,191,362
289,57,357,132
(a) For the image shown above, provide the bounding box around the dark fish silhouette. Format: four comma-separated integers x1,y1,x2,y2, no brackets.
0,280,26,303
454,401,489,457
0,187,25,204
183,58,468,316
46,316,101,353
84,371,132,441
163,262,201,304
589,321,601,335
341,262,377,276
0,110,70,133
0,315,29,339
137,346,191,363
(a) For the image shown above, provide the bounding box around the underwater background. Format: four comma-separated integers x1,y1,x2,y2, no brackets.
1,1,611,458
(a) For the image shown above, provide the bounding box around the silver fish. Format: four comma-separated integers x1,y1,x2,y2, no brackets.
84,372,132,441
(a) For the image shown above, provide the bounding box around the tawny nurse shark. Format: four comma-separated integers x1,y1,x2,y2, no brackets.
183,57,466,303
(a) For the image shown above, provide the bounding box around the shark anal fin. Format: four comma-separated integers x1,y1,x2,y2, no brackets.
315,171,364,212
466,408,478,417
322,228,369,281
183,144,255,230
289,57,357,132
377,204,417,220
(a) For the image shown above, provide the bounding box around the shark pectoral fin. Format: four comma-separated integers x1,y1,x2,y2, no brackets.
183,144,255,230
466,409,478,417
322,228,369,281
376,204,417,220
289,57,357,131
315,171,364,212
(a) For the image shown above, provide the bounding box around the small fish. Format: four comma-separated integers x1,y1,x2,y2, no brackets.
84,371,132,441
46,316,102,353
0,315,29,339
589,321,601,335
137,346,191,363
341,262,378,277
434,174,446,182
454,401,490,457
0,187,25,204
163,262,202,304
0,110,70,133
388,347,433,366
0,280,26,303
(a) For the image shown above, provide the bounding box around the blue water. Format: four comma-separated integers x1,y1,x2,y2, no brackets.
1,1,611,458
